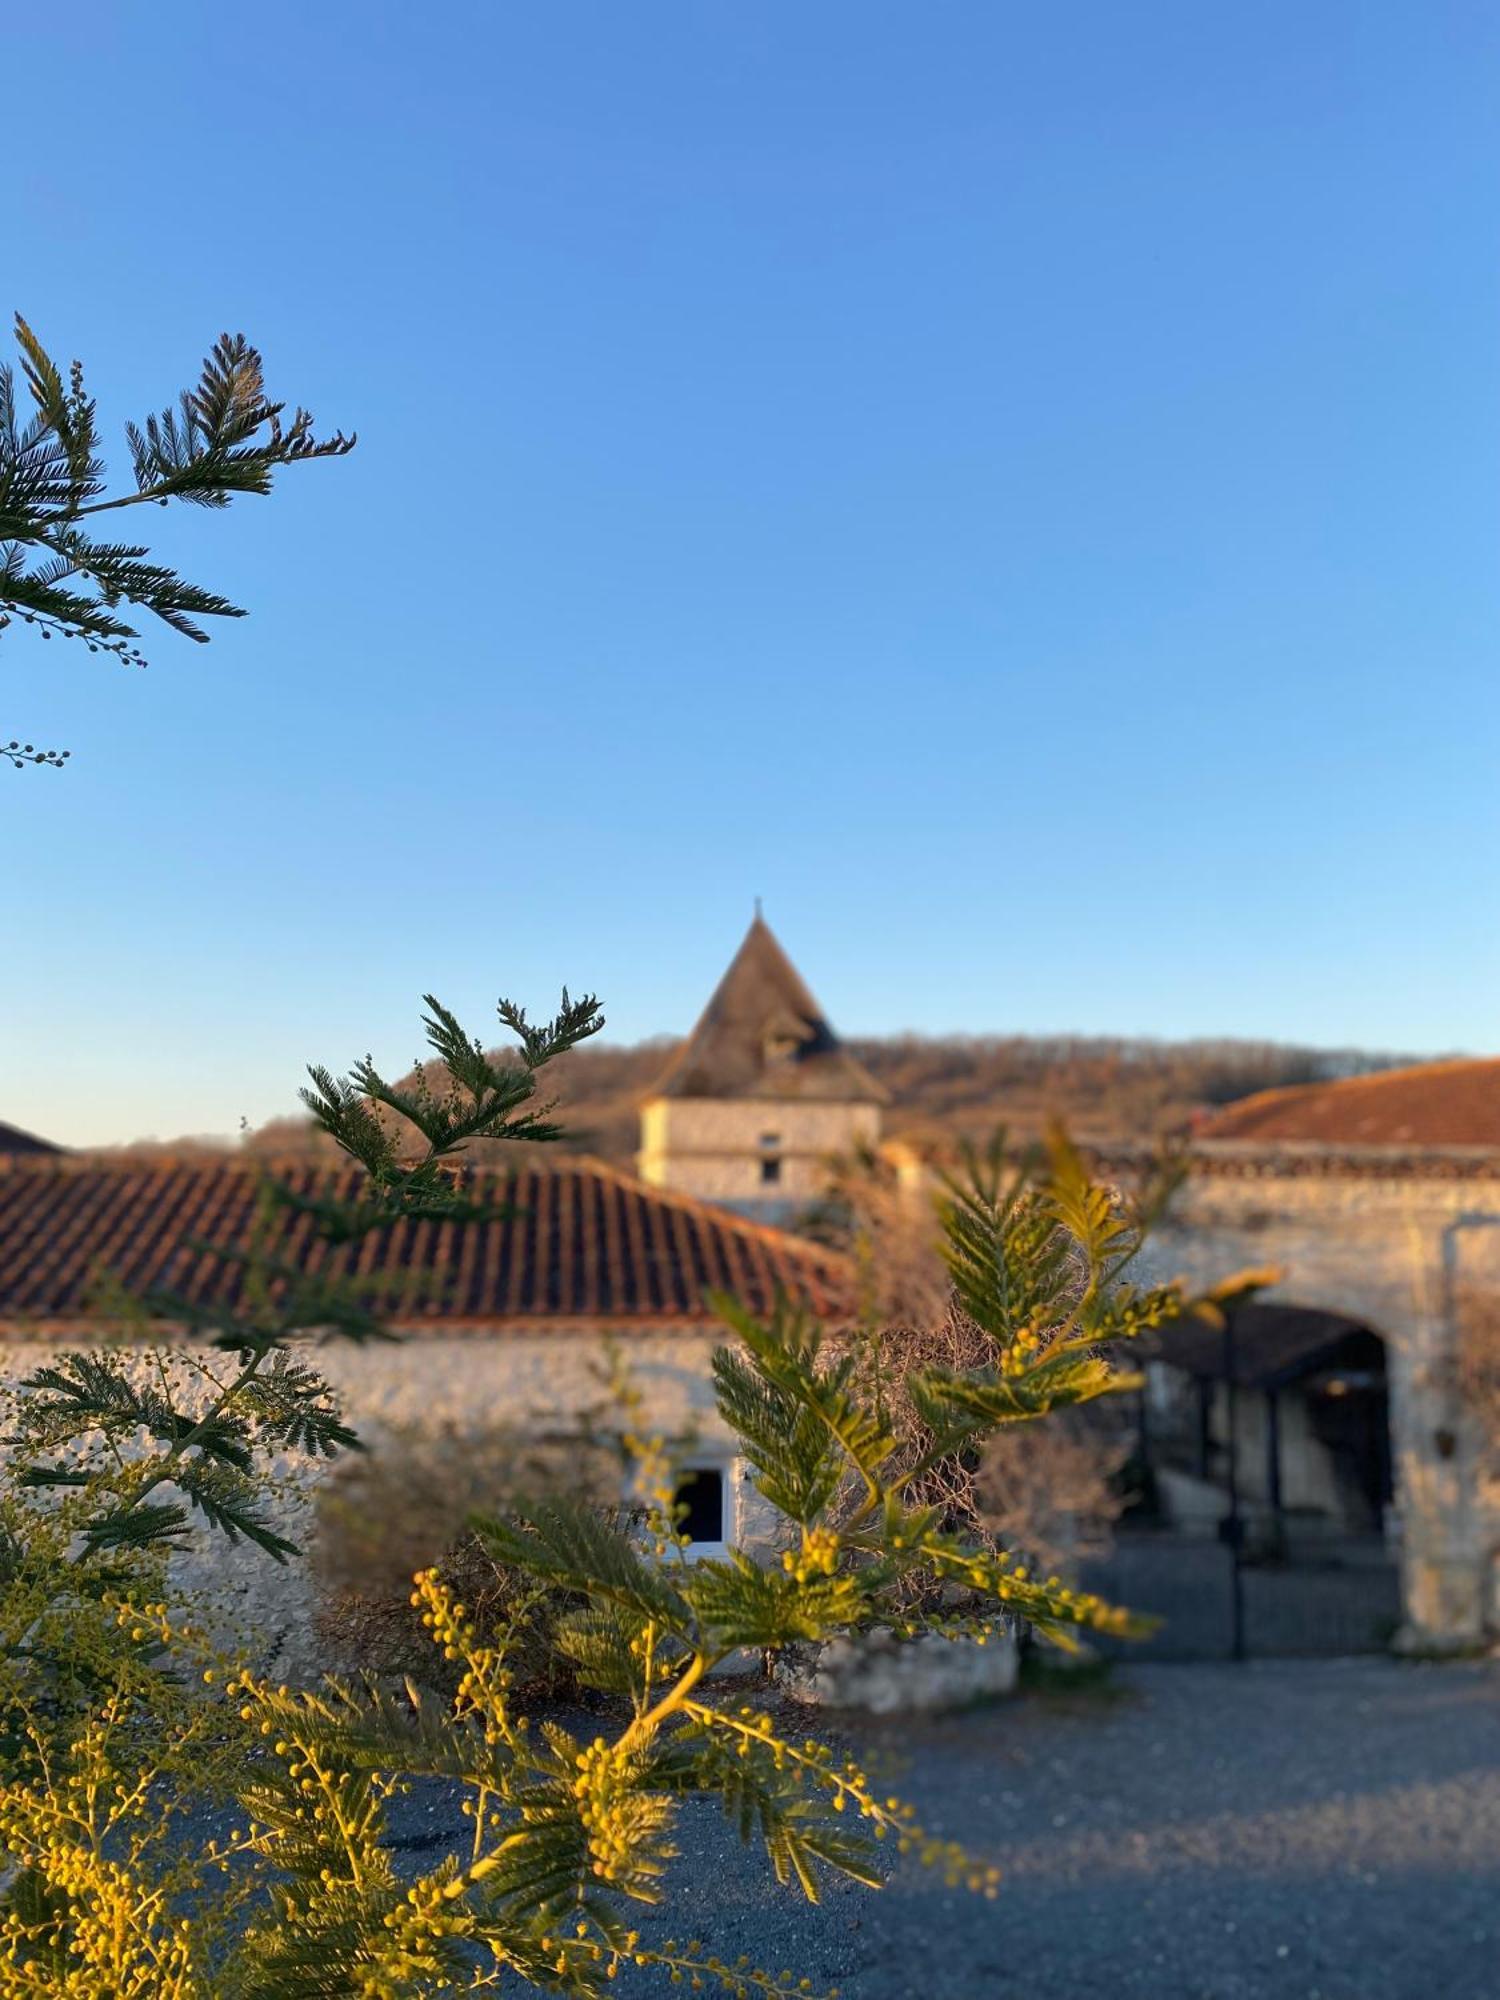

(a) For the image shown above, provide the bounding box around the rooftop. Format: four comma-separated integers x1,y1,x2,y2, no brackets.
646,916,887,1105
0,1155,850,1331
1195,1058,1500,1148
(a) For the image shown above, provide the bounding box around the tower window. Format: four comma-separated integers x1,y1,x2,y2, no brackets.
760,1155,782,1185
673,1467,726,1545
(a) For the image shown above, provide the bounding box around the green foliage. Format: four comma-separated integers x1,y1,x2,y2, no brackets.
0,994,1253,1996
1,311,354,768
298,990,604,1232
0,994,594,1780
868,1132,1191,1466
0,988,601,1580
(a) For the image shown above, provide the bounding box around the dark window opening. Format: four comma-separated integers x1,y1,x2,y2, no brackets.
674,1467,725,1544
760,1155,782,1185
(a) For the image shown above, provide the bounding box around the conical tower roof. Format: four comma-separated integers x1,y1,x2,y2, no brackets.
647,918,887,1105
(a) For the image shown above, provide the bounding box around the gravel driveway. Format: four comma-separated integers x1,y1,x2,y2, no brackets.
384,1656,1499,2000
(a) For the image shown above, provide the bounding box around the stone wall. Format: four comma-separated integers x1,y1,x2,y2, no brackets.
2,1325,781,1683
638,1097,881,1215
778,1625,1020,1713
1138,1146,1500,1648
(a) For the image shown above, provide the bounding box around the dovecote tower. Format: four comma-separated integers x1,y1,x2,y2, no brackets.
638,916,886,1221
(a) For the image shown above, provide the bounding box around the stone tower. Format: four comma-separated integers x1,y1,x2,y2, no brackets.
638,916,886,1222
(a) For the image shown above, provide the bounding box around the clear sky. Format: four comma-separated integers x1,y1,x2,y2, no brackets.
4,1,1497,1147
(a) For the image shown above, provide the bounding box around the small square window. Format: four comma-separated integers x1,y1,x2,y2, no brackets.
673,1467,725,1544
760,1155,782,1185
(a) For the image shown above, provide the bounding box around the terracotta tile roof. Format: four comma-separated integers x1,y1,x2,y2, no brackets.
0,1157,851,1329
646,917,886,1105
1195,1058,1500,1147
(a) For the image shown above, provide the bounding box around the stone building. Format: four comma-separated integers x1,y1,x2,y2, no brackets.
832,1057,1500,1656
637,914,886,1222
0,1152,849,1676
5,1025,1500,1661
1129,1058,1500,1652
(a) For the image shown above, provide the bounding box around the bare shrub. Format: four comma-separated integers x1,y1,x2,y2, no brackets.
806,1140,952,1332
974,1416,1129,1578
313,1423,618,1693
837,1300,1127,1591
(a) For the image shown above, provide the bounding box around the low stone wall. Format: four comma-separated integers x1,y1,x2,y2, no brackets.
777,1625,1020,1714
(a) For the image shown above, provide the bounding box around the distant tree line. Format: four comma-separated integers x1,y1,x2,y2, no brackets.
92,1034,1427,1163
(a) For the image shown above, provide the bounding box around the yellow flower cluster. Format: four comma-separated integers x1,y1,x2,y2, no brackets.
1000,1322,1046,1377
378,1871,472,1954
533,1923,829,1997
409,1568,512,1740
571,1737,639,1883
781,1525,840,1584
0,1798,197,1997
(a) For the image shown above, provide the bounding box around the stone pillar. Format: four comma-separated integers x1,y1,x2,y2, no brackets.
1386,1305,1486,1651
1393,1209,1500,1652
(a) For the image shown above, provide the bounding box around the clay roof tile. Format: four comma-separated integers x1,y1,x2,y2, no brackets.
1197,1058,1500,1148
0,1155,850,1332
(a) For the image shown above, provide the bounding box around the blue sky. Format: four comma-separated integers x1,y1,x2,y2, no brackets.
5,2,1497,1146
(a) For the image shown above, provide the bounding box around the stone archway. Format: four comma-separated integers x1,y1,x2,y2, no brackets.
1086,1302,1401,1660
1144,1302,1392,1539
1126,1144,1500,1650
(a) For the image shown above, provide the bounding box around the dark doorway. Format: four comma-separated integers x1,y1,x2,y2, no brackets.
674,1467,726,1544
1092,1305,1399,1659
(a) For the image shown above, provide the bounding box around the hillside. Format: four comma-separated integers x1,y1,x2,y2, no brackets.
219,1034,1420,1169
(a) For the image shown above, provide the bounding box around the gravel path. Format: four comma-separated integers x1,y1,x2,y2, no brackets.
385,1656,1500,2000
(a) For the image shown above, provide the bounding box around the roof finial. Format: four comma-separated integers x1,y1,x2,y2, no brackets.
754,896,763,923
